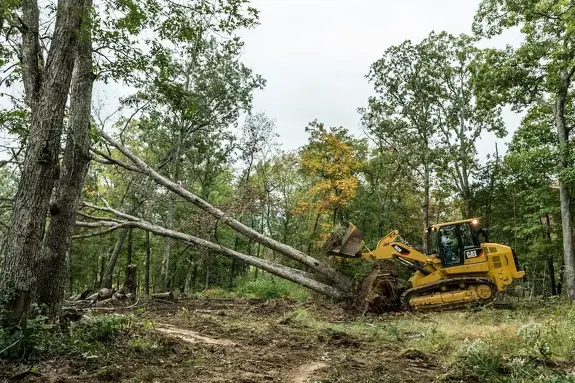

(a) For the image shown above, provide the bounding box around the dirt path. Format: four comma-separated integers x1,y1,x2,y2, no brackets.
155,323,237,346
0,298,448,382
290,362,328,383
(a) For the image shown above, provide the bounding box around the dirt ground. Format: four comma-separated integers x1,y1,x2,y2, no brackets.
0,298,463,383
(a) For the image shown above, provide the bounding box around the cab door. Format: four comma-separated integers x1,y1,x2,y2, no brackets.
437,225,463,267
458,222,486,265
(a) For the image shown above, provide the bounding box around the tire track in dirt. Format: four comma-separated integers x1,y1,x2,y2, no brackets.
290,362,328,383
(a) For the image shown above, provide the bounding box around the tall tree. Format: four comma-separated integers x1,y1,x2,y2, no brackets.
1,0,88,319
35,0,95,318
424,32,505,217
360,40,443,250
473,0,575,299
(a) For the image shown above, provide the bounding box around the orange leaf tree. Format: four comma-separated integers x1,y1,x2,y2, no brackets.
295,120,366,251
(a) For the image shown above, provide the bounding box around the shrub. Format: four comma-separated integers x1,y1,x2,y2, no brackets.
230,276,310,300
0,289,55,360
454,339,503,381
70,315,132,343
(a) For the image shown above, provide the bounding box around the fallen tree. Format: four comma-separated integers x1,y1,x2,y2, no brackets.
75,203,344,299
93,128,351,293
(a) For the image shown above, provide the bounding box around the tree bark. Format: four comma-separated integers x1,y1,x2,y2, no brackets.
548,256,557,296
161,125,183,292
161,198,174,292
145,230,151,298
124,265,137,296
95,129,351,292
101,229,128,289
34,2,94,319
1,0,87,319
554,74,575,300
126,228,133,265
78,218,344,299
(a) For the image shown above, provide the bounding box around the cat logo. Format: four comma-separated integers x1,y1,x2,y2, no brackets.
465,249,478,259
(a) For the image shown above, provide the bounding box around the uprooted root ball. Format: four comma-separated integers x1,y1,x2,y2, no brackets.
354,261,401,314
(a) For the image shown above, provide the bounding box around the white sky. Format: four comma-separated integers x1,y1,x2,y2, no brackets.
237,0,523,159
2,0,524,163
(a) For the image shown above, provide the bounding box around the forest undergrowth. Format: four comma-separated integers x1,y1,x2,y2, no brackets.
1,289,575,383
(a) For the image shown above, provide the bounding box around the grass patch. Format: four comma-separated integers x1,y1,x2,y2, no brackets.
199,276,311,301
278,301,575,382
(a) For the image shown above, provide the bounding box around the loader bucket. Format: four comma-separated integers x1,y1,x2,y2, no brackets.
324,223,364,258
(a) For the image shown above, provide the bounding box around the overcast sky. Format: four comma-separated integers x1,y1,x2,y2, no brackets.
237,0,523,159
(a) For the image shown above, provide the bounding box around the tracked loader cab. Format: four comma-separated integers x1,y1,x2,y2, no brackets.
427,219,488,268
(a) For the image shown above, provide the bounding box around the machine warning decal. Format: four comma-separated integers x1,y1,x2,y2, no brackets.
392,244,410,255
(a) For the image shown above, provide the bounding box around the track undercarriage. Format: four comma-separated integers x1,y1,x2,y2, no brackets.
399,277,498,312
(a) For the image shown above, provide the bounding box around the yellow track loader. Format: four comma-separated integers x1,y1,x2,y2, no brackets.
327,219,525,311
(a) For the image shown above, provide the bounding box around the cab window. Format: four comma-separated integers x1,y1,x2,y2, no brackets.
458,223,477,249
438,225,461,267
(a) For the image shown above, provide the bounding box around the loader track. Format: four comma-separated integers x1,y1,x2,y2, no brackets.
400,277,498,313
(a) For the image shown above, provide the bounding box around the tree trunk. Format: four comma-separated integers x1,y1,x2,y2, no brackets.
192,263,198,292
184,266,193,296
101,229,128,289
422,164,430,253
204,254,211,291
126,228,133,265
558,263,565,295
161,127,183,292
124,265,137,296
307,213,321,256
1,0,86,319
161,197,175,292
555,81,575,300
34,4,94,319
96,130,352,292
145,230,151,298
548,256,557,296
78,218,345,299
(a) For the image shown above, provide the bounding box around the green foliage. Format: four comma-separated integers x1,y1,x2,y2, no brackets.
235,276,310,301
70,315,132,344
0,290,55,360
454,339,503,381
199,275,310,301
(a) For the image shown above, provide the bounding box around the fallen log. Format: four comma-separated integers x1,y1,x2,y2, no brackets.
152,292,174,300
95,297,115,307
86,292,99,301
95,128,351,293
98,288,114,300
113,292,126,300
76,218,345,299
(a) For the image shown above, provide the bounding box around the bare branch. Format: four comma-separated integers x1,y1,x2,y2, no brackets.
81,201,140,222
74,217,343,299
94,127,352,292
